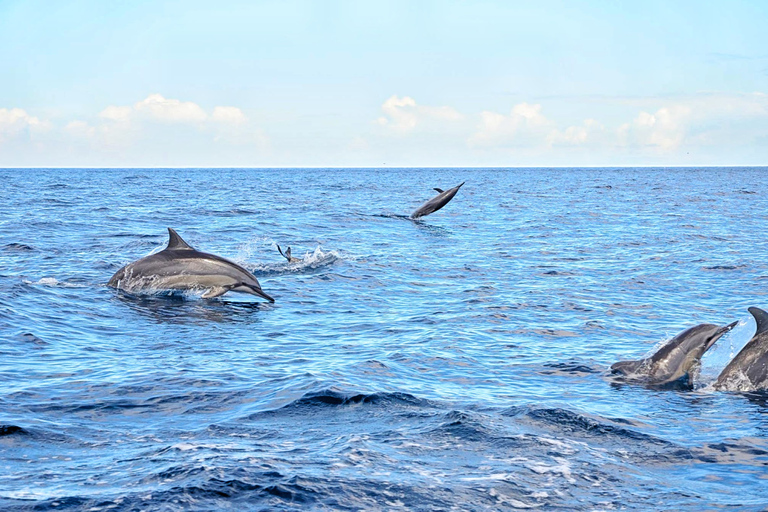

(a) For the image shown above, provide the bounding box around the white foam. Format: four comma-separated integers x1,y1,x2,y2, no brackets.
24,277,86,288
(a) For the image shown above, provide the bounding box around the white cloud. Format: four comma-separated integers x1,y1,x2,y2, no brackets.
618,105,691,150
64,120,96,138
0,108,51,141
548,119,604,147
211,106,248,125
99,105,132,122
98,94,250,127
469,102,553,147
376,95,463,133
134,93,208,123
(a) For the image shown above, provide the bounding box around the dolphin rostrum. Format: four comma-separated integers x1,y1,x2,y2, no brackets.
715,307,768,391
108,228,274,302
277,245,301,263
611,321,737,388
410,182,465,219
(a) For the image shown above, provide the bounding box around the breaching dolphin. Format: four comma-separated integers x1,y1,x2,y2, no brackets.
277,245,301,263
108,228,274,302
715,307,768,391
611,321,737,388
411,182,465,219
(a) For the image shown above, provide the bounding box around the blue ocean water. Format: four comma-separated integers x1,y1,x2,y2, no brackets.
2,167,768,510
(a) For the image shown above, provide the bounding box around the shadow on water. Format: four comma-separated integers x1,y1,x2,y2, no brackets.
112,291,271,325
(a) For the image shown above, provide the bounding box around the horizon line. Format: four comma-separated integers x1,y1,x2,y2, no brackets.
3,165,768,170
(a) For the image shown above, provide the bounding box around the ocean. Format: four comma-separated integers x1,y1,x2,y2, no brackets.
2,167,768,510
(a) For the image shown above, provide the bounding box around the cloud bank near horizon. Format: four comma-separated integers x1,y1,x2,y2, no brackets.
2,91,768,167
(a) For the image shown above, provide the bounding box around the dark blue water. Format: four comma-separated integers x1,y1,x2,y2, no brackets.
2,168,768,510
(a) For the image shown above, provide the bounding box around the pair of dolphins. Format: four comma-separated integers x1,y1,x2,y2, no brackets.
611,307,768,392
108,183,466,302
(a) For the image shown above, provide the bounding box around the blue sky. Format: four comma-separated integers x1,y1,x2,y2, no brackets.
1,0,767,167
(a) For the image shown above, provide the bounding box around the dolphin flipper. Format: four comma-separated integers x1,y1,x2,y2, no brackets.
202,286,230,299
433,188,444,193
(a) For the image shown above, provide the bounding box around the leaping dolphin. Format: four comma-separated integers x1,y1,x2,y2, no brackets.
611,321,737,388
411,182,465,219
108,228,274,302
715,307,768,391
277,245,301,263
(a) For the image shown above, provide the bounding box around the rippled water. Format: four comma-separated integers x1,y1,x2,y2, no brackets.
2,167,768,510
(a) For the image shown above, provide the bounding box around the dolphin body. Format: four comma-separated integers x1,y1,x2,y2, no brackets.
611,322,737,388
108,228,274,302
715,307,768,391
410,182,465,219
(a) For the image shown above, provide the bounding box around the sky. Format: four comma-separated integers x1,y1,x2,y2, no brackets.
1,0,768,167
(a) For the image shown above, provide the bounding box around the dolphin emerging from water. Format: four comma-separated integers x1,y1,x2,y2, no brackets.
715,307,768,391
411,182,465,219
108,228,274,302
611,321,737,388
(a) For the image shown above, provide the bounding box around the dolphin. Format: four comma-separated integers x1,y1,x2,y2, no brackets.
277,245,301,263
715,307,768,391
108,228,274,302
611,321,737,388
410,182,465,219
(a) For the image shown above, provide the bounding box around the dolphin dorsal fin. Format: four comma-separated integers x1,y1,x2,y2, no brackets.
433,188,444,193
749,307,768,336
166,228,194,250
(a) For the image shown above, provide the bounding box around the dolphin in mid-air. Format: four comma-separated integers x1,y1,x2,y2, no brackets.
411,182,465,219
277,245,301,263
611,321,737,388
108,228,274,302
715,307,768,391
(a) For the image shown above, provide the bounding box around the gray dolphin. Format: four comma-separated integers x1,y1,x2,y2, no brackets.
108,228,274,302
611,321,737,388
277,245,301,263
715,307,768,391
410,182,465,219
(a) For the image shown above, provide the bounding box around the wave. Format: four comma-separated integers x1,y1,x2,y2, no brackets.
251,389,431,419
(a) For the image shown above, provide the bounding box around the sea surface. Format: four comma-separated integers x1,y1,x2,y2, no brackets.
2,167,768,511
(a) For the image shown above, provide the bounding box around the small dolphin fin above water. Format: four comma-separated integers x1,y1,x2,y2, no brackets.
277,244,301,263
411,182,465,219
715,307,768,391
433,188,444,193
611,321,737,388
108,228,275,302
166,227,194,250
